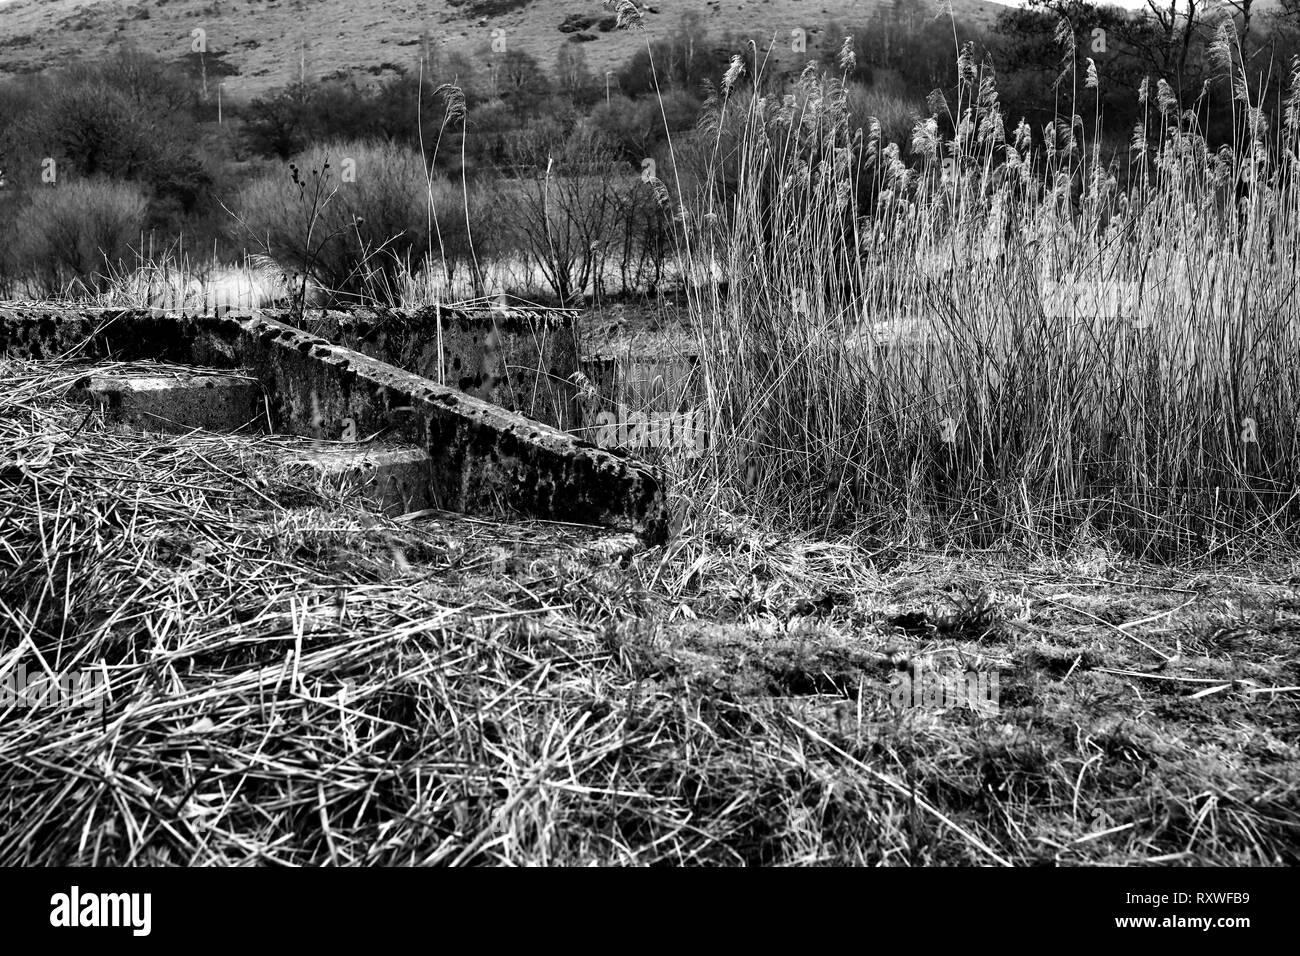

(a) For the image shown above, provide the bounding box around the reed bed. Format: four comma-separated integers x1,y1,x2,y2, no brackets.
1,358,1297,864
674,28,1300,558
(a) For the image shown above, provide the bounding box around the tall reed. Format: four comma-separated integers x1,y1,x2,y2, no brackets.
668,22,1300,556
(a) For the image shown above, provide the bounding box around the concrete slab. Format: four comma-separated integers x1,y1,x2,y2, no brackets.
71,371,266,433
279,444,434,516
0,307,668,541
575,354,711,459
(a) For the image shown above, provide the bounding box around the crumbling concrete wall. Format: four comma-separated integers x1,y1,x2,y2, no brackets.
283,306,581,430
0,307,668,541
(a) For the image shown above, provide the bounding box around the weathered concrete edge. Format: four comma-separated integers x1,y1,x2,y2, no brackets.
0,307,669,542
267,306,583,429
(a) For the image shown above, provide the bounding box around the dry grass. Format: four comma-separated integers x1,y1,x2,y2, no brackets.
2,357,1297,865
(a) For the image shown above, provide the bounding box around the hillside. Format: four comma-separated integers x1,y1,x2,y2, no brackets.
0,0,1008,98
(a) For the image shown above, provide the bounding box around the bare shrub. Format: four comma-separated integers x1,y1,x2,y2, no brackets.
844,78,926,153
609,176,672,296
500,126,625,304
232,140,472,306
11,178,148,297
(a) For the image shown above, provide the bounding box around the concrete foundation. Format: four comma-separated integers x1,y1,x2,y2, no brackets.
0,307,668,541
280,444,435,515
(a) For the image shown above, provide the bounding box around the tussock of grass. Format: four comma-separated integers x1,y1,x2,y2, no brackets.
2,359,1297,865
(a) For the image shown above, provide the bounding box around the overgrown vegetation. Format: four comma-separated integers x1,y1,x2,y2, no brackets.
8,179,148,297
8,1,1298,300
1,359,1296,865
232,140,459,304
670,11,1300,556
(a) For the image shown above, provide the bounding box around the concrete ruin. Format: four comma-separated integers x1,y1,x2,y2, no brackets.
285,306,583,430
0,306,669,541
71,369,267,432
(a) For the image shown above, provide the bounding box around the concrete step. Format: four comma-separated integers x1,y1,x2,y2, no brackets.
72,368,265,433
71,364,431,515
274,443,434,516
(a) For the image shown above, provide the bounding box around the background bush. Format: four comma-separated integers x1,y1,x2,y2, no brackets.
10,179,148,297
232,139,474,303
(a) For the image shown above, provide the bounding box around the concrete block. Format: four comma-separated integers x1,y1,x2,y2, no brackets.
71,371,265,433
281,444,434,515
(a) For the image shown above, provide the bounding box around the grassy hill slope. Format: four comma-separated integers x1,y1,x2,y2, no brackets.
0,0,1007,97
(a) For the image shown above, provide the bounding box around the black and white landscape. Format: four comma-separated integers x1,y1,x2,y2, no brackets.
0,0,1297,873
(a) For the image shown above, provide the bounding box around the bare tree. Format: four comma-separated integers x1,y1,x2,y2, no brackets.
555,44,592,103
1220,0,1257,49
1030,0,1213,96
1144,0,1206,83
502,127,623,304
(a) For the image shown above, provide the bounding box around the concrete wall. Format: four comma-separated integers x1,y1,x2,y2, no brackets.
286,306,582,430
